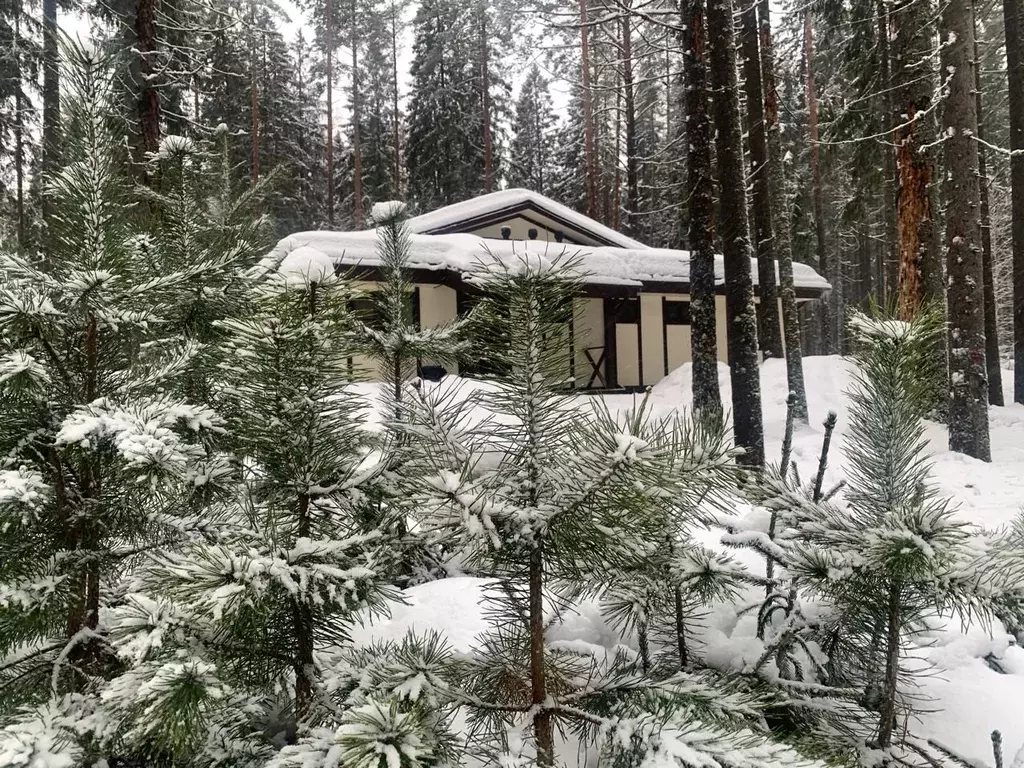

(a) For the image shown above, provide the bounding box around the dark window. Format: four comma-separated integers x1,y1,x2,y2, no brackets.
610,298,640,324
663,300,691,325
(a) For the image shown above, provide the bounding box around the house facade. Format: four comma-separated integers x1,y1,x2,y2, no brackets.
267,189,830,391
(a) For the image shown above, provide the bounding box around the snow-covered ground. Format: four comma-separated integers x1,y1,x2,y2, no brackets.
351,357,1024,765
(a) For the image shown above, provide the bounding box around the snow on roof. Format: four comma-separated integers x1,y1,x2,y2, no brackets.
264,229,832,293
402,188,650,250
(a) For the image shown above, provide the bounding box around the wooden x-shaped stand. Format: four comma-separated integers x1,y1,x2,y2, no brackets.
584,346,607,389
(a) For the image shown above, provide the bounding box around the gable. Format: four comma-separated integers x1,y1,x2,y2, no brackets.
404,189,648,250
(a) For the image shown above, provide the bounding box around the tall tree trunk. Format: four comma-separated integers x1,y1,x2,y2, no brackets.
391,2,402,195
479,4,494,194
136,0,161,180
14,2,26,248
741,0,784,359
943,0,991,461
1005,0,1024,403
251,8,261,182
878,0,898,303
581,0,598,218
975,15,1004,406
683,0,722,424
893,0,941,321
42,0,60,224
760,0,807,420
805,12,833,353
351,0,364,224
326,0,336,226
622,9,639,237
708,0,765,468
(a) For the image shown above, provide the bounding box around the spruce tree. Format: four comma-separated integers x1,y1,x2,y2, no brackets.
508,64,557,195
405,0,482,210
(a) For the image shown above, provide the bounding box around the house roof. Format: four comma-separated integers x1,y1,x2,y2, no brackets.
264,229,832,299
402,189,649,250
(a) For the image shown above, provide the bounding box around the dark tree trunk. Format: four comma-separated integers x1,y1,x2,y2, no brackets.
741,0,784,358
42,0,60,223
708,0,765,467
581,0,598,219
391,2,402,195
759,0,808,421
351,0,364,223
480,5,494,194
1005,0,1024,403
14,2,26,248
893,0,941,321
877,582,902,748
944,0,991,461
805,12,833,353
325,0,336,226
136,0,161,178
682,0,722,424
251,9,261,182
622,10,639,237
975,15,1004,406
877,0,898,303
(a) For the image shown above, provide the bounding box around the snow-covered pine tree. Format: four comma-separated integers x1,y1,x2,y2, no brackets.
0,41,230,765
100,245,404,764
396,251,823,767
508,64,557,195
733,309,1023,764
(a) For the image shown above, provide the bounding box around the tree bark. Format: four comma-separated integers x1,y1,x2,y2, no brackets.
759,0,808,421
325,0,336,226
14,2,26,248
805,12,833,353
581,0,598,219
975,15,1004,406
480,3,494,194
391,2,402,195
682,0,723,425
741,0,784,358
530,543,554,765
1005,0,1024,403
42,0,60,223
708,0,765,467
876,581,902,748
877,0,898,303
251,7,261,182
893,0,941,321
351,0,364,224
943,0,991,461
622,9,639,237
136,0,161,176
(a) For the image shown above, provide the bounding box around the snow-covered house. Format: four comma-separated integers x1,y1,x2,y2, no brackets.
267,189,830,390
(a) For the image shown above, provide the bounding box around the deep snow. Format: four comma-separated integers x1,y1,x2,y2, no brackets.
351,357,1024,765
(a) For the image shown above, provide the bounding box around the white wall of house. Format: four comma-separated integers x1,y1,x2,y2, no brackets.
353,283,800,389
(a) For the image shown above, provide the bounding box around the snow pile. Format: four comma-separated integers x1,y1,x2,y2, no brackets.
265,230,831,292
278,245,337,285
349,358,1024,765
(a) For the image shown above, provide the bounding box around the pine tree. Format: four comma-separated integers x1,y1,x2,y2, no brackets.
0,43,230,764
397,253,819,767
508,64,557,194
1006,0,1024,403
550,83,588,211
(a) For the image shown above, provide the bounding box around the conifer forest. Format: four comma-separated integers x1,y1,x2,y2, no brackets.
4,0,1024,766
